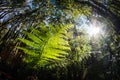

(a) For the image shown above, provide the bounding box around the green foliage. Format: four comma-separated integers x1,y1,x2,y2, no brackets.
55,0,92,22
67,27,92,62
17,24,74,68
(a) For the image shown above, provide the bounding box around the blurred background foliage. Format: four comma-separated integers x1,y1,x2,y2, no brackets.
0,0,120,80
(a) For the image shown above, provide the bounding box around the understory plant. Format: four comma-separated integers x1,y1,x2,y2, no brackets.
17,23,74,69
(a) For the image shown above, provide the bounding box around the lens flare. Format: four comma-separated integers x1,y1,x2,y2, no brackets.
88,27,100,36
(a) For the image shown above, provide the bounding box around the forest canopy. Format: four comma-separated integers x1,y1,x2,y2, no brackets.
0,0,120,80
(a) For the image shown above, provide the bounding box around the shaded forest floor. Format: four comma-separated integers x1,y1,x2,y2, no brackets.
0,55,115,80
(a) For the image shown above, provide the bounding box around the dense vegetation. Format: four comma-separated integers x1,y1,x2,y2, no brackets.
0,0,120,80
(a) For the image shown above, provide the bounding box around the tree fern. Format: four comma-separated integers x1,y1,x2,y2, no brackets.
17,24,73,68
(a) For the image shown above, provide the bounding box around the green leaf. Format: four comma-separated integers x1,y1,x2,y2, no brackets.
17,47,39,57
26,32,43,44
18,38,40,49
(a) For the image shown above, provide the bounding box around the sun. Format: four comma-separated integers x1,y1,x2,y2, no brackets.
89,27,100,36
87,24,100,37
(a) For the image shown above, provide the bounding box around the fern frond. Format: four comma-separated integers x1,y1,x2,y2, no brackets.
39,24,73,66
17,24,74,68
